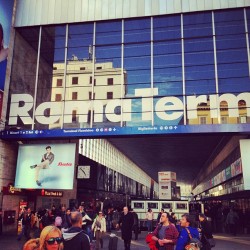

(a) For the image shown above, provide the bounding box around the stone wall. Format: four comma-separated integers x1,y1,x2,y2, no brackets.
0,141,18,190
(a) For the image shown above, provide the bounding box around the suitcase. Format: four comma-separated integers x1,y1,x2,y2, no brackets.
108,235,118,250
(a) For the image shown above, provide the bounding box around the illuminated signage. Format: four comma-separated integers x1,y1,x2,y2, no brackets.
8,88,250,125
9,185,22,194
41,189,63,197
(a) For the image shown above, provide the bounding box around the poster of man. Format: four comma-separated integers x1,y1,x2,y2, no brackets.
30,145,55,186
15,144,76,189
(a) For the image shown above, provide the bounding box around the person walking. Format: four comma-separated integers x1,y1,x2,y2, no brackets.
146,209,154,233
131,209,139,240
106,208,113,232
62,211,90,250
169,213,177,225
157,209,164,223
151,212,179,250
92,211,106,249
117,206,134,250
198,213,213,250
17,207,32,241
226,208,239,236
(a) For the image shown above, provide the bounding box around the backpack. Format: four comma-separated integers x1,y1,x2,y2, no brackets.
185,228,202,250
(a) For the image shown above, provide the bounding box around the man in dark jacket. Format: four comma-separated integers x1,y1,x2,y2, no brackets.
117,206,134,250
17,207,32,241
199,213,213,250
131,209,139,240
63,211,90,250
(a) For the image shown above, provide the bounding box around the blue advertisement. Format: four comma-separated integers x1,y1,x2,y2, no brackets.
0,0,14,91
15,143,76,189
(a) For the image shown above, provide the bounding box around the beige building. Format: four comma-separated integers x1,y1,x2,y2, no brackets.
50,57,127,129
188,100,249,125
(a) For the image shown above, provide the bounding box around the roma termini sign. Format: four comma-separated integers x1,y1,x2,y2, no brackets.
8,88,250,125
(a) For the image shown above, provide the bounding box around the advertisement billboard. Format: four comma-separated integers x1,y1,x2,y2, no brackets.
158,171,177,199
158,171,176,182
15,144,76,189
159,181,171,199
0,0,14,118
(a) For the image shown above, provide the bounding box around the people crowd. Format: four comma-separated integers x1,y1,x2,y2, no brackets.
18,204,126,250
15,201,248,250
202,201,245,235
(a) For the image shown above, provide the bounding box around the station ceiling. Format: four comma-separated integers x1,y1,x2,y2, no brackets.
108,134,231,184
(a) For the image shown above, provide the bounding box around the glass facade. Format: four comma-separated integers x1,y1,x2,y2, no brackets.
7,8,250,130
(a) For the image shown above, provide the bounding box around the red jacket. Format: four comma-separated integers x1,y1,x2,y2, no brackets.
145,233,158,250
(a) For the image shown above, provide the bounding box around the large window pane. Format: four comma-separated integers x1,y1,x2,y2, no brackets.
8,27,40,130
183,12,212,38
184,38,215,96
153,15,181,41
153,15,182,124
215,9,249,94
183,13,215,125
63,23,94,129
36,26,66,130
124,42,151,126
96,21,121,45
124,18,150,43
93,21,122,127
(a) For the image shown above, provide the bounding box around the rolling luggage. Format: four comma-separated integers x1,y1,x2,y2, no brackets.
108,234,118,250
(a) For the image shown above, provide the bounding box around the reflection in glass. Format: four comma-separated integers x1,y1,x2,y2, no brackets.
8,27,40,130
154,96,184,126
154,15,181,41
183,12,212,38
153,16,182,126
215,9,249,94
183,13,216,125
57,23,94,129
7,9,250,130
124,18,150,43
96,20,121,45
36,26,67,130
94,21,124,128
184,16,215,96
124,18,152,126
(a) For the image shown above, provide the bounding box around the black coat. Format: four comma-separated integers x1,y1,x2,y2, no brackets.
119,212,134,240
200,219,213,241
63,227,90,250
